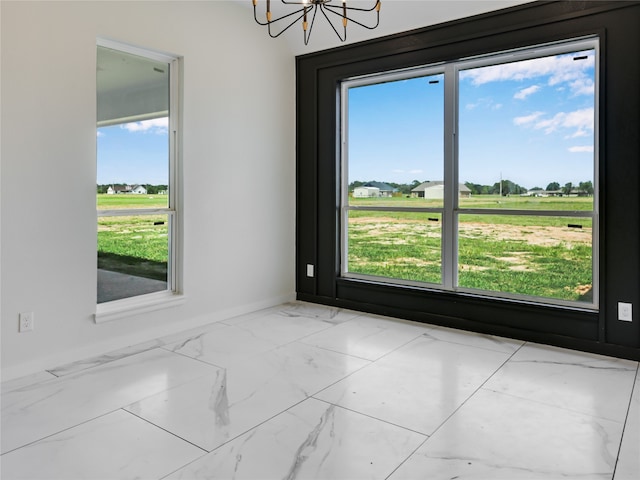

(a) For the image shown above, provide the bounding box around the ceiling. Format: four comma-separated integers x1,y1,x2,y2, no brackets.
236,0,536,56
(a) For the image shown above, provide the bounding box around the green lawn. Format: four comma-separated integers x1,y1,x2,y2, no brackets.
346,194,594,302
97,194,169,280
97,193,168,209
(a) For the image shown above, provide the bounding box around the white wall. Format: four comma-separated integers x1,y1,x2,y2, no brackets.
0,1,296,379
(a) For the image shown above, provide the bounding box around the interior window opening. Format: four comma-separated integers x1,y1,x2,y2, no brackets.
96,42,177,304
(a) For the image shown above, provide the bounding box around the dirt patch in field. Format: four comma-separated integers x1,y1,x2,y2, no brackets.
459,264,490,272
460,223,590,246
350,217,590,246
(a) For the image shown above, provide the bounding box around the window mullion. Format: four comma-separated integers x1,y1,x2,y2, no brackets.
442,64,457,290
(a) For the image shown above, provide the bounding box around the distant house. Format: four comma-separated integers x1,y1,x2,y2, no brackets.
106,184,147,194
363,182,398,197
411,181,471,199
353,186,381,198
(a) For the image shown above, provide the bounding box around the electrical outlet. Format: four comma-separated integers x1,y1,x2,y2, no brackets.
306,264,315,277
618,302,632,322
19,312,35,332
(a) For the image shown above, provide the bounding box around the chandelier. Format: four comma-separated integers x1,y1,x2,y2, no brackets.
252,1,381,45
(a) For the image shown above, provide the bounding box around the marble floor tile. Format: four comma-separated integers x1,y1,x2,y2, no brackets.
1,348,216,454
48,323,228,378
315,336,510,435
484,343,637,422
300,313,431,361
222,301,361,326
165,398,426,480
0,409,205,480
163,324,282,368
423,325,524,354
226,311,336,345
389,388,624,480
274,301,363,324
126,342,369,451
614,368,640,480
1,371,56,394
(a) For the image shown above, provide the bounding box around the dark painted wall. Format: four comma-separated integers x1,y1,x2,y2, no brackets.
296,1,640,360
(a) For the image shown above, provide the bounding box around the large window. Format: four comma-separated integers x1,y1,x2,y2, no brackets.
96,41,179,306
341,37,598,308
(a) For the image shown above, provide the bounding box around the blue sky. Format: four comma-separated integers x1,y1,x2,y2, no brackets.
348,49,595,189
97,118,168,185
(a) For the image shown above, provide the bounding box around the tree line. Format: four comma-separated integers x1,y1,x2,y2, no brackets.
96,183,168,194
349,180,594,196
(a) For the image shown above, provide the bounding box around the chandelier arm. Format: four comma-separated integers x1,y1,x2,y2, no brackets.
304,5,320,45
323,4,380,30
252,0,380,44
253,4,306,26
341,1,381,13
318,5,347,42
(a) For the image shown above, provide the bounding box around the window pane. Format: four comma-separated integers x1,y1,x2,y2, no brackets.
346,211,442,284
97,214,169,303
96,120,169,208
347,73,444,206
457,214,593,303
97,45,170,208
458,49,595,210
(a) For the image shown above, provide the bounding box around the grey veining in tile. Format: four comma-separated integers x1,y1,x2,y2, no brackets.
614,367,640,480
163,324,282,368
48,322,228,377
316,335,510,435
1,371,56,394
300,313,430,360
126,342,369,451
223,301,361,326
484,343,637,422
46,341,163,377
228,311,336,345
0,409,205,479
423,325,524,354
390,388,624,480
1,348,216,454
164,398,426,480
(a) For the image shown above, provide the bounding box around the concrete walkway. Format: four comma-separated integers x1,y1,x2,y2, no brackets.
97,269,167,303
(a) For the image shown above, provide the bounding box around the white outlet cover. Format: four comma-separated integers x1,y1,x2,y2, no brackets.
618,302,632,322
19,312,35,332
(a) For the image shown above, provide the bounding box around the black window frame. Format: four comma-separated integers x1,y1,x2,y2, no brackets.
296,1,640,359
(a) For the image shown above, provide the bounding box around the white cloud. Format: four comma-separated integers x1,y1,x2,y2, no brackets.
465,97,501,111
568,145,594,153
513,111,544,126
461,50,595,97
409,169,423,174
121,117,168,134
514,108,593,138
97,131,104,137
514,85,541,100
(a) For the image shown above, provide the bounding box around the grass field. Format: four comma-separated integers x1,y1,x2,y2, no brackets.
347,195,594,302
97,194,169,280
97,193,595,302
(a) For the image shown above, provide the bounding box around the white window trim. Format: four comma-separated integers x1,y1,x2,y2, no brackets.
95,38,183,317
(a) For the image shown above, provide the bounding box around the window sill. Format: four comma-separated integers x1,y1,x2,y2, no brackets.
94,291,186,324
